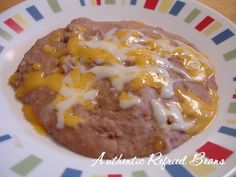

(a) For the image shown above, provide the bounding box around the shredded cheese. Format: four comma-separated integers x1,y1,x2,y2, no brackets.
119,92,141,109
16,27,217,132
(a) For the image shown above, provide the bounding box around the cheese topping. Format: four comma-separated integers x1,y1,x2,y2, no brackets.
12,27,218,133
151,100,192,130
119,92,141,109
55,74,98,128
89,64,142,90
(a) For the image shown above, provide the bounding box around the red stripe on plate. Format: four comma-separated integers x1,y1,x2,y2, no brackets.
108,175,122,177
197,141,233,161
144,0,159,10
96,0,101,5
233,94,236,99
195,16,214,31
4,18,23,33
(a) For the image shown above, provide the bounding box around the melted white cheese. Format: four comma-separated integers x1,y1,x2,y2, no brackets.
151,99,168,126
56,84,98,128
52,27,212,130
119,92,141,109
80,40,124,61
104,28,118,40
160,80,175,98
151,100,192,130
89,64,143,90
179,41,213,69
167,102,193,130
170,66,206,81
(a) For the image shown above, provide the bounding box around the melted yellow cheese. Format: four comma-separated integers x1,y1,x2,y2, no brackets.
16,71,63,98
83,100,96,110
68,37,119,64
51,94,68,107
116,29,141,40
49,31,65,43
12,27,218,132
175,88,218,135
22,104,47,135
130,71,164,91
70,69,95,90
42,44,68,57
32,63,43,70
154,139,165,151
127,49,156,67
64,108,81,128
9,73,17,86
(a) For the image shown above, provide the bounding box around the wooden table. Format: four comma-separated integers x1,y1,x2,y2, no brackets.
0,0,236,24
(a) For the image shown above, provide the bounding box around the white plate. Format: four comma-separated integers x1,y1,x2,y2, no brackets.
0,0,236,177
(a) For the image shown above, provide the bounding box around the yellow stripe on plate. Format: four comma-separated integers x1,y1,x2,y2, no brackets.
186,155,216,177
203,21,222,36
12,14,29,28
90,0,97,6
226,119,236,125
158,0,174,13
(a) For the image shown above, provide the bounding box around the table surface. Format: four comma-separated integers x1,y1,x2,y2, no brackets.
0,0,236,24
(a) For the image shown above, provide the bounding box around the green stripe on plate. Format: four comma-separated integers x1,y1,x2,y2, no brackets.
132,170,148,177
105,0,115,4
184,9,201,23
228,102,236,113
0,28,12,41
47,0,62,13
223,49,236,61
11,155,42,176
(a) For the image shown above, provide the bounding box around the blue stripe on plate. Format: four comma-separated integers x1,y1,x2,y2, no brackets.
166,164,194,177
0,134,12,143
0,45,4,54
130,0,137,5
212,29,234,45
79,0,85,6
61,168,82,177
169,1,185,16
218,126,236,137
234,77,236,82
26,5,44,21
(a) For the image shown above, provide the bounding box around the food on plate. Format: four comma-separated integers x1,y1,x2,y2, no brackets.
9,18,218,158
